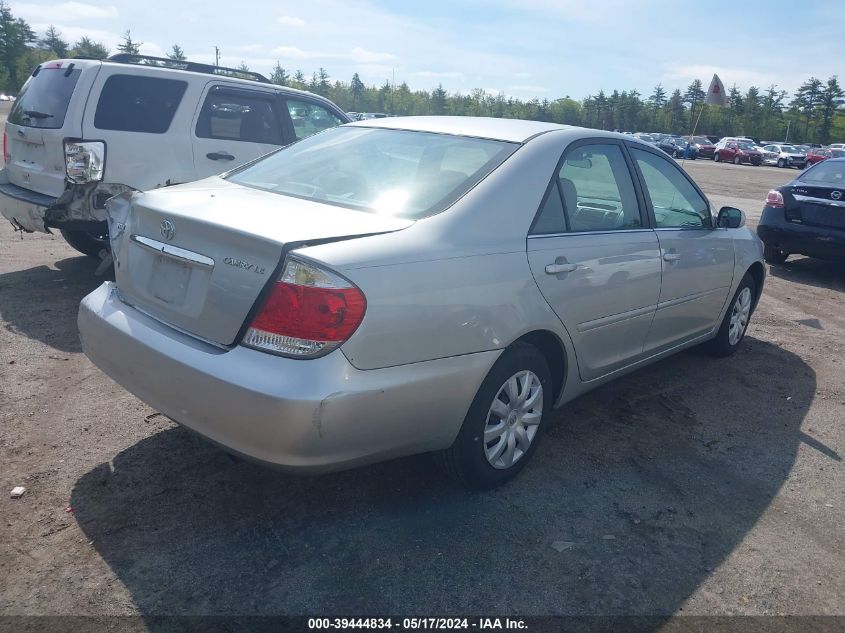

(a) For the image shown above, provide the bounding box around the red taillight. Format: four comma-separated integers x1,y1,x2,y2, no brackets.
3,131,7,164
242,257,366,358
766,190,785,209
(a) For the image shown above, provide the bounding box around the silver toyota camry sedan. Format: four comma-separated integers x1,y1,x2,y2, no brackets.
79,117,764,488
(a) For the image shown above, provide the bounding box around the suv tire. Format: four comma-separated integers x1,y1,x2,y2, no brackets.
60,229,108,258
763,244,788,264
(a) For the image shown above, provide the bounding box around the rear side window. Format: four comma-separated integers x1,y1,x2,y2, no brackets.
9,67,81,129
196,90,283,144
95,75,187,133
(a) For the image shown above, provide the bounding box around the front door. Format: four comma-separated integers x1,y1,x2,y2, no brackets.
527,141,662,381
191,84,287,178
628,146,735,353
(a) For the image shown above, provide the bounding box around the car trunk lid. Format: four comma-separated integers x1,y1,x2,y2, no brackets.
110,177,414,346
786,185,845,229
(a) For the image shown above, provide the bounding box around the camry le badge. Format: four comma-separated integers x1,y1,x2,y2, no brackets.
160,219,175,241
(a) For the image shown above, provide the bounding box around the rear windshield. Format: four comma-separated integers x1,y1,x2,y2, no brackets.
802,161,845,184
8,67,81,129
227,126,518,219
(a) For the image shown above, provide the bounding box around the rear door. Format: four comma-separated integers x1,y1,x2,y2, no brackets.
527,140,662,381
628,145,735,352
5,61,97,203
191,84,287,178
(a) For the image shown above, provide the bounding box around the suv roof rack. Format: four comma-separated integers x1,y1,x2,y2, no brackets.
106,54,271,84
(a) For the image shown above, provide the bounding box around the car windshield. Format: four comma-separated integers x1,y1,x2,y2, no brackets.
226,126,518,219
637,134,654,141
802,161,845,184
782,145,799,152
738,142,755,150
693,137,709,144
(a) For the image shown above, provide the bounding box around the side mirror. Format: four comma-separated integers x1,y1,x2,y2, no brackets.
717,206,745,229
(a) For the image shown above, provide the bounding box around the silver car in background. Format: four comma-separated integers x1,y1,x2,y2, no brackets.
761,144,808,169
79,117,765,488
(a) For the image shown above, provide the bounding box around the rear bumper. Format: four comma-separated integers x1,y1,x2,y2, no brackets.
757,207,845,260
0,169,58,232
78,282,498,473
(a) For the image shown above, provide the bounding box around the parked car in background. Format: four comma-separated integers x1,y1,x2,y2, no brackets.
760,144,807,169
757,158,845,263
78,118,764,488
359,112,389,119
0,54,350,259
828,143,845,150
633,132,657,145
805,148,831,165
714,141,762,165
658,136,697,159
691,136,716,159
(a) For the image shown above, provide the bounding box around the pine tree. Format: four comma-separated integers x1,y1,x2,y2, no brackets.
0,1,36,88
431,83,447,115
817,76,844,144
40,25,68,57
72,37,109,59
116,30,141,55
167,44,186,61
271,62,289,86
350,72,365,108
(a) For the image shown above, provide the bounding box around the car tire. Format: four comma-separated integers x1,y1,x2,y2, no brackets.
763,244,789,264
60,228,109,258
434,342,552,489
777,158,786,168
713,152,721,162
706,273,756,358
733,156,742,165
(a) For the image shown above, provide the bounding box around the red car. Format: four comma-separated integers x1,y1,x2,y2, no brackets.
805,147,845,165
691,135,716,159
714,141,762,165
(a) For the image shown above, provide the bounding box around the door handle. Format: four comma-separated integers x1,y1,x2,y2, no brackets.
545,262,578,274
206,152,235,161
663,252,682,262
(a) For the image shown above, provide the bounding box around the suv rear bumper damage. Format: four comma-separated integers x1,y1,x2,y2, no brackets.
0,167,134,234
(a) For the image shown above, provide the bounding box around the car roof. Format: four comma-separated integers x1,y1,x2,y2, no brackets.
345,116,577,143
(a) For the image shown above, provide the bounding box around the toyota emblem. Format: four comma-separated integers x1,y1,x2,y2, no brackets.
832,191,842,201
160,219,176,241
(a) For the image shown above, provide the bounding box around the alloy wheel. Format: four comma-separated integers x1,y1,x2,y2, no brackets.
728,287,752,346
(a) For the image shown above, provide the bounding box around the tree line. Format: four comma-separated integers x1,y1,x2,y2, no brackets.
1,2,843,144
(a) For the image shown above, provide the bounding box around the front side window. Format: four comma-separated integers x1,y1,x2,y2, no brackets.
555,144,642,232
226,126,517,219
95,75,187,133
631,147,710,228
196,90,283,144
286,99,345,140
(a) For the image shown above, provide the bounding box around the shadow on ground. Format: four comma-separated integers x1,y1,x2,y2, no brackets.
0,256,109,353
767,256,845,293
72,337,816,618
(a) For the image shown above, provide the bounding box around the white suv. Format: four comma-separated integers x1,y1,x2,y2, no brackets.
0,54,349,257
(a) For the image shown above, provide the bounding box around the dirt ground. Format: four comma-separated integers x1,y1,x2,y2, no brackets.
1,136,843,620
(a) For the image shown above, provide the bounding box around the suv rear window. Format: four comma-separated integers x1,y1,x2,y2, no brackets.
9,67,82,129
95,75,187,134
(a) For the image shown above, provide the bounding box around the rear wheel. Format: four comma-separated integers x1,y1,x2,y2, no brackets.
713,152,721,162
777,158,786,168
434,342,552,489
706,274,756,357
60,228,109,258
763,244,789,264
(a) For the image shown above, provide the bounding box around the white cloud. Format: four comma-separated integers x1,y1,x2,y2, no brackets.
349,47,395,63
270,45,395,65
12,1,117,22
509,84,548,93
271,45,309,60
414,71,464,79
277,15,305,27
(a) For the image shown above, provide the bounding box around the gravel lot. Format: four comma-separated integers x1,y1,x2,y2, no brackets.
1,125,843,619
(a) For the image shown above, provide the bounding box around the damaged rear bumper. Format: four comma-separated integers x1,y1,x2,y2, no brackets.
78,282,497,473
0,170,58,232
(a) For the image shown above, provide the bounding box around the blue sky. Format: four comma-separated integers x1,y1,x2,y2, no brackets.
10,0,843,101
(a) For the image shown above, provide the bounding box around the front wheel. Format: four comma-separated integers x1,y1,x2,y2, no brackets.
763,244,788,264
706,274,756,357
713,152,721,162
733,155,742,165
434,343,552,489
777,158,786,168
60,228,109,258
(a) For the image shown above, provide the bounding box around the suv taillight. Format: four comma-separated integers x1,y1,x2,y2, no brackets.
766,190,785,209
64,140,105,184
242,257,366,358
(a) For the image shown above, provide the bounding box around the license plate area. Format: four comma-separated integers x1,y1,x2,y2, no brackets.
149,255,192,305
